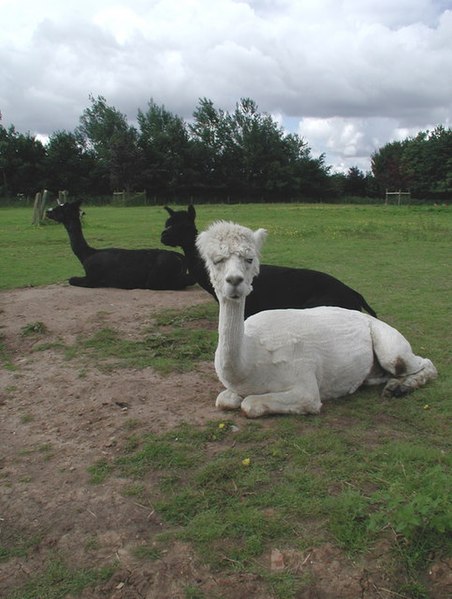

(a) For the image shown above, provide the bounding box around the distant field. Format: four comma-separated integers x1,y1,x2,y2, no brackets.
0,202,450,325
1,203,450,282
2,201,451,359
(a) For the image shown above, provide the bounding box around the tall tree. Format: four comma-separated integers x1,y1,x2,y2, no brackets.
401,126,452,196
373,126,452,198
190,97,329,201
44,130,96,194
109,126,142,192
344,166,367,196
371,140,409,192
227,98,290,197
0,123,8,194
189,98,228,195
137,100,191,197
0,124,46,197
76,95,140,192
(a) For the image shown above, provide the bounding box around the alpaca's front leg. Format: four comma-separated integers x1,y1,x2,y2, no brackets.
216,389,243,410
241,387,322,418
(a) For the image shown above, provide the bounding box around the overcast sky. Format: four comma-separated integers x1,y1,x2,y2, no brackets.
1,0,451,173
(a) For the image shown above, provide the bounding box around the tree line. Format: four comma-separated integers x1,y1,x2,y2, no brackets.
0,96,450,203
370,126,451,200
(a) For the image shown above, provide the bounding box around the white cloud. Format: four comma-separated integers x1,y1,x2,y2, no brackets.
0,0,451,171
93,6,145,44
297,116,445,173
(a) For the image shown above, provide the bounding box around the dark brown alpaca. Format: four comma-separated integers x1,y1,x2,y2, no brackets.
47,200,195,290
161,205,377,318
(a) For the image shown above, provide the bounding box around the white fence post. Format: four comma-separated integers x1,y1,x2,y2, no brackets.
385,190,411,205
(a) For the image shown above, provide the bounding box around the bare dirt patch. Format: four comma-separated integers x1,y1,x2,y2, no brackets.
0,284,450,599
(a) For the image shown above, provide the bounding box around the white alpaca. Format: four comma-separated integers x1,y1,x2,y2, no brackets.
196,221,437,418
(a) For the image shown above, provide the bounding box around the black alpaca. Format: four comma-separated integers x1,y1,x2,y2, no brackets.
46,200,195,290
161,205,377,318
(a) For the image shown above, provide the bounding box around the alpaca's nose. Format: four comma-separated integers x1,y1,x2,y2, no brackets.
226,274,244,287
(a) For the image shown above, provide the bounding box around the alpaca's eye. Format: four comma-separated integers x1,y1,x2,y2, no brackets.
213,257,225,265
245,258,253,264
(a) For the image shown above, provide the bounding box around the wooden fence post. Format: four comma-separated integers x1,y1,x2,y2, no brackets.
32,192,42,225
32,189,50,225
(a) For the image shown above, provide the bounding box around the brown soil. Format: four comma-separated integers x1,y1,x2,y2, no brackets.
0,284,450,599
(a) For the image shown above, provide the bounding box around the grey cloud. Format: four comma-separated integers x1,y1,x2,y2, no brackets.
1,0,450,171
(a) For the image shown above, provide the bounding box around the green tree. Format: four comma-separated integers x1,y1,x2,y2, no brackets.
190,97,330,201
76,95,140,192
190,98,229,196
401,126,452,196
0,123,8,193
371,140,409,194
294,152,330,199
44,130,97,194
137,100,192,198
372,126,451,199
428,125,452,193
109,126,142,192
344,166,367,196
227,98,299,199
0,124,46,198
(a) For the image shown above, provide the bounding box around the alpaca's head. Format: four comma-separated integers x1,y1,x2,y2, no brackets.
46,200,83,225
161,205,197,247
196,221,267,301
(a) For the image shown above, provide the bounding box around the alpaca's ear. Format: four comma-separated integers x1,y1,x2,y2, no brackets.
188,204,196,220
253,228,267,252
164,206,175,216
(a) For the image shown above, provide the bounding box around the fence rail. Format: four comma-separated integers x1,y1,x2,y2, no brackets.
385,190,411,205
112,190,147,206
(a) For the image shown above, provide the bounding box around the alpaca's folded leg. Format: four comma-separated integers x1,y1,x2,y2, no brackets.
382,358,437,398
241,388,322,419
216,389,243,410
69,276,93,287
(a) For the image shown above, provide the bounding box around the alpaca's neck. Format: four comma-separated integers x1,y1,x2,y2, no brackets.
63,219,95,264
179,235,198,259
181,238,201,270
216,295,248,382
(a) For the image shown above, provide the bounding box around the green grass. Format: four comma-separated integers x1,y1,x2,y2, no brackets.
0,333,15,370
0,533,41,563
1,202,451,597
1,203,451,297
5,557,115,599
33,302,218,374
20,321,48,336
92,417,451,593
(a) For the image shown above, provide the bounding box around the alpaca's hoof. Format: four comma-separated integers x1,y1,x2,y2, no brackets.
240,397,266,418
241,407,263,419
216,389,242,410
382,379,411,398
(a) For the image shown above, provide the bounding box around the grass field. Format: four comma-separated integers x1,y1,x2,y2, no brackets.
1,202,451,598
1,202,451,346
